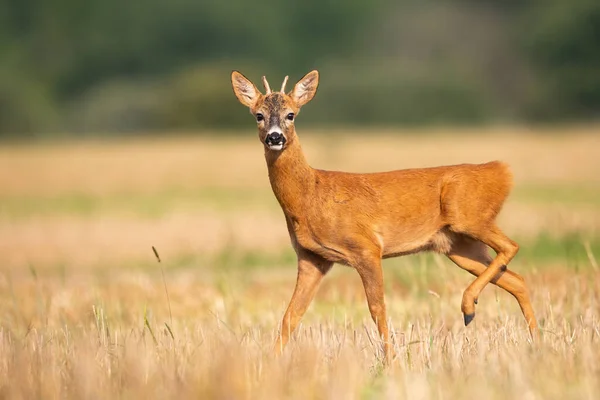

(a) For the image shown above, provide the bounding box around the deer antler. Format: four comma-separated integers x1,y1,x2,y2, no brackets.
280,76,289,93
262,76,272,94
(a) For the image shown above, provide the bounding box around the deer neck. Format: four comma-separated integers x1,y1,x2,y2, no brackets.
265,134,314,218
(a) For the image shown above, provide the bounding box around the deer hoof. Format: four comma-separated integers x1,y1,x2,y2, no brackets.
463,313,475,326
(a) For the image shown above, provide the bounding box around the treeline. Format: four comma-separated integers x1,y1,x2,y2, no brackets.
0,0,598,136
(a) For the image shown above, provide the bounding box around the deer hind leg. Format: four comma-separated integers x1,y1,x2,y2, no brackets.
456,225,518,325
274,249,332,354
447,234,538,338
354,252,391,364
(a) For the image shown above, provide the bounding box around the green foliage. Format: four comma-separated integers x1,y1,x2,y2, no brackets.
160,64,257,129
520,0,600,119
0,0,598,135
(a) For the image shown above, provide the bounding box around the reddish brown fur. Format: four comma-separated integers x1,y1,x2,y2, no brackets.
231,70,538,363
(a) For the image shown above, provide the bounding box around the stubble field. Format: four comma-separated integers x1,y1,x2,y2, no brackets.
1,126,599,399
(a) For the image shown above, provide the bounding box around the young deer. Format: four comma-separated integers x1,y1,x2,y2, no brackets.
231,70,538,361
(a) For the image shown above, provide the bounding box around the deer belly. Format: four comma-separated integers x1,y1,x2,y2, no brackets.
382,228,453,257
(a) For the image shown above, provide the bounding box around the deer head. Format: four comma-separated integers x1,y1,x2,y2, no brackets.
231,70,319,152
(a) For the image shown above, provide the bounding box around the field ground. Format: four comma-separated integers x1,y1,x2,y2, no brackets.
0,126,599,398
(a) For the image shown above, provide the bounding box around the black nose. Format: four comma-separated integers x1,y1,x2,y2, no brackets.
265,132,285,146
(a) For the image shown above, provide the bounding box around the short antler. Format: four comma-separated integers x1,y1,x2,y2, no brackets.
262,76,272,94
280,76,289,93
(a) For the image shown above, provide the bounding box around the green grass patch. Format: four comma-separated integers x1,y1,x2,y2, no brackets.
260,234,598,272
513,184,600,206
0,186,277,219
26,233,600,278
115,245,298,276
150,234,600,274
121,234,600,284
517,233,600,266
3,182,598,220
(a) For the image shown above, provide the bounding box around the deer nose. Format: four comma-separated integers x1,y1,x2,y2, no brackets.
265,132,285,145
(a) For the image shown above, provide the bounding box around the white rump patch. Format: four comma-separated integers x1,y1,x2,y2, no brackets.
430,230,454,254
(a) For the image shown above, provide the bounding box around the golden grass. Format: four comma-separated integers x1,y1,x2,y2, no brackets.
1,127,599,271
0,126,599,398
0,264,598,399
1,125,599,198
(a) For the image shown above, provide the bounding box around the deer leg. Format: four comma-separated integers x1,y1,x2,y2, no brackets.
457,226,517,324
453,228,535,333
355,255,391,363
274,249,332,354
447,236,537,337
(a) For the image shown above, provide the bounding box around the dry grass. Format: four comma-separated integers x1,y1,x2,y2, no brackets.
0,264,598,399
2,127,599,271
0,126,599,398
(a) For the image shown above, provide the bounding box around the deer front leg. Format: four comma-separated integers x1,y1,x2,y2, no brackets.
274,249,332,354
355,255,391,364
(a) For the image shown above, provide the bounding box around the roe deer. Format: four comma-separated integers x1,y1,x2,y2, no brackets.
231,70,538,362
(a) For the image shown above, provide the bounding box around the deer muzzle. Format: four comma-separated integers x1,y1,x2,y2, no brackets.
265,132,286,150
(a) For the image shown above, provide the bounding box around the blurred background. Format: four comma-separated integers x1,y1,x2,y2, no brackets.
1,0,599,137
1,0,599,287
0,2,600,397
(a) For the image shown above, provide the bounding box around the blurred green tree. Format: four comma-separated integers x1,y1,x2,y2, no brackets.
521,0,600,119
0,0,598,136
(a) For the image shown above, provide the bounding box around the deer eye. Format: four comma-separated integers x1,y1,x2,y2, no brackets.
256,113,264,122
286,113,295,121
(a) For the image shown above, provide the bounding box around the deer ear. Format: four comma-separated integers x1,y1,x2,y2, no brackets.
291,70,319,107
231,71,261,108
